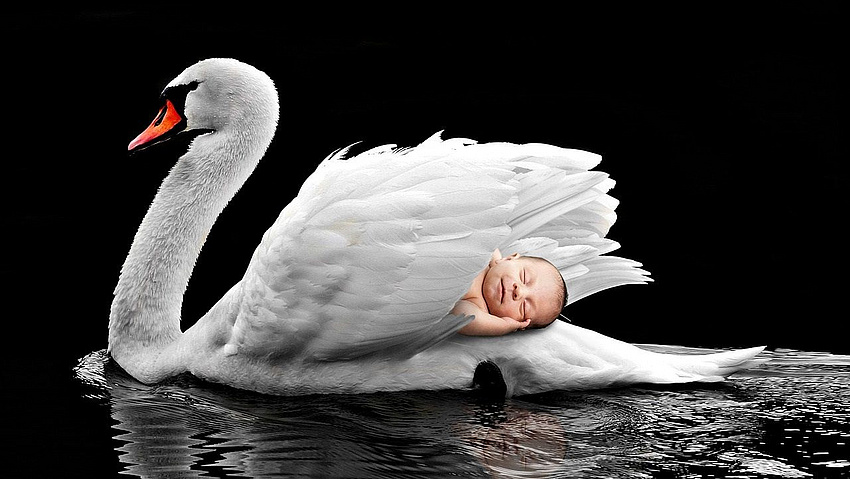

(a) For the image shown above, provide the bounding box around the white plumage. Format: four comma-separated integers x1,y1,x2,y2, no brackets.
108,58,765,396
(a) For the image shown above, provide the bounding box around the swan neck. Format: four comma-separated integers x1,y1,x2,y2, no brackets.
108,131,267,369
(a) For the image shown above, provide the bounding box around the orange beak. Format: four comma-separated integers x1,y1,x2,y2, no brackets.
128,99,184,152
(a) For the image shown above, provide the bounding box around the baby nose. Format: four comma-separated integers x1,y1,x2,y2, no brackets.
512,282,524,300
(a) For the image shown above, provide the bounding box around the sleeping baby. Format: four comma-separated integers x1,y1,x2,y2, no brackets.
453,249,567,336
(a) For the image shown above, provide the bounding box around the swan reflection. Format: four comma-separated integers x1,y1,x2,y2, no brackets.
75,349,850,478
77,351,598,477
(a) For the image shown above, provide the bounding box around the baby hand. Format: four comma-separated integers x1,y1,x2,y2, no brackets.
501,316,531,333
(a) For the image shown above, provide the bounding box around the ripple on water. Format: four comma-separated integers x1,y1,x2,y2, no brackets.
74,347,850,478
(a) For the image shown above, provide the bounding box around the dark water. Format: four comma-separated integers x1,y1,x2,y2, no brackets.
69,347,850,478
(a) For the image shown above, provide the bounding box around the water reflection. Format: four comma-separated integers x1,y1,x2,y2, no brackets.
75,347,850,478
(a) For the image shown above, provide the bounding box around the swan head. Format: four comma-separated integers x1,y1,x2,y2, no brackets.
129,58,279,153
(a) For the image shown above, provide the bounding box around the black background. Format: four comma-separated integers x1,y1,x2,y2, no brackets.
2,4,845,476
5,3,846,391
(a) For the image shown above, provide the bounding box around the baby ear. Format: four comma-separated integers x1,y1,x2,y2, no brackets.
495,252,519,264
489,249,503,267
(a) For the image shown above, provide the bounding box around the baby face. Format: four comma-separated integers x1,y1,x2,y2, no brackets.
482,253,563,328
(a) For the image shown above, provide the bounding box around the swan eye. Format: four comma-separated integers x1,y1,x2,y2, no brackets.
160,80,203,104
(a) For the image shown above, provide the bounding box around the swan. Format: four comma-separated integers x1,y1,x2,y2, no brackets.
109,58,765,397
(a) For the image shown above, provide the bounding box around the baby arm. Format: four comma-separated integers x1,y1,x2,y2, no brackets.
453,299,531,336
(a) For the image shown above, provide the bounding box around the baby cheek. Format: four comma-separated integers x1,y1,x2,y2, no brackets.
481,277,498,307
486,301,508,318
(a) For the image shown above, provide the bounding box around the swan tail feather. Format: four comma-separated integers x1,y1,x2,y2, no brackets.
499,323,767,396
669,346,769,381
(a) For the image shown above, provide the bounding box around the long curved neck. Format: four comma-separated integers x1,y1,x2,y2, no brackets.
108,123,273,378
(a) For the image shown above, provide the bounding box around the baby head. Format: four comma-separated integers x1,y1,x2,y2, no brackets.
481,252,567,329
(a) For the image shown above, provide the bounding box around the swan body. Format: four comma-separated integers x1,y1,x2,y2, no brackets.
108,58,765,396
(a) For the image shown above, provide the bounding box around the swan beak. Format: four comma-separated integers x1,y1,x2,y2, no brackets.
128,99,184,152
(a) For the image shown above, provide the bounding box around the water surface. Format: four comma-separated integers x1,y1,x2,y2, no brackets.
74,346,850,478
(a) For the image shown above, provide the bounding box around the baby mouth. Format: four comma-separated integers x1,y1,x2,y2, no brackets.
500,280,505,304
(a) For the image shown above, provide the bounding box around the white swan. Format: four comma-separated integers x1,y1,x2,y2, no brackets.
109,58,765,397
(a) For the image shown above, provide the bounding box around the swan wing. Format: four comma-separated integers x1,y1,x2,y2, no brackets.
222,133,636,360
